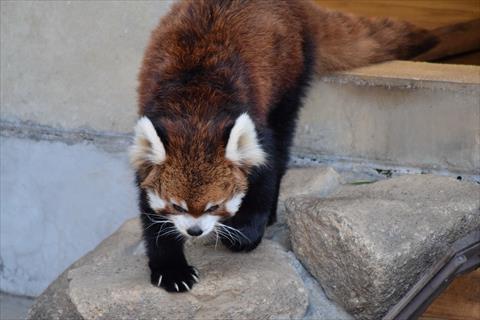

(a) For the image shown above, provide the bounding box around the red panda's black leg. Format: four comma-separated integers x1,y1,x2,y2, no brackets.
142,220,199,292
139,190,198,293
266,35,316,226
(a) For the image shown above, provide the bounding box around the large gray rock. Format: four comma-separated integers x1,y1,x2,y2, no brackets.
279,167,342,203
288,253,353,320
265,166,341,249
28,218,308,320
286,175,480,319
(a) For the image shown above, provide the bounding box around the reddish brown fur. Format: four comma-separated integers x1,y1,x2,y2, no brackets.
140,118,247,218
138,0,307,123
301,3,437,72
136,0,437,217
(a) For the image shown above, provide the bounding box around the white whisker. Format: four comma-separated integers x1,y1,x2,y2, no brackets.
217,225,240,244
215,226,237,245
214,229,219,250
217,223,251,243
144,220,170,232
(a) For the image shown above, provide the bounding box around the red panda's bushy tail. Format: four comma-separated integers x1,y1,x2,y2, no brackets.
303,2,438,74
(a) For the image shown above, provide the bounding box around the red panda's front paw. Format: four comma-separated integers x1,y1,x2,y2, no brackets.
150,266,199,293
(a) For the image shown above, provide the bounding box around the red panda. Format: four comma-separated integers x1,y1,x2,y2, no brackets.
130,0,437,292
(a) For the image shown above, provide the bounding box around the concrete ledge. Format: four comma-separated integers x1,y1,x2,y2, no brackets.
295,61,480,174
330,61,480,88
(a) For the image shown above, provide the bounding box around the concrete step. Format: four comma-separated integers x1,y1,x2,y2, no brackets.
293,61,480,177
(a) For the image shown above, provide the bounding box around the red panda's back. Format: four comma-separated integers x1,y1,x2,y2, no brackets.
137,0,308,123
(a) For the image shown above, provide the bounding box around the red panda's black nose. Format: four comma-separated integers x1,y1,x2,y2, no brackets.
186,226,203,237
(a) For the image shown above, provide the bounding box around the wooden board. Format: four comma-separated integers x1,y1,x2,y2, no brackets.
314,0,480,30
421,268,480,320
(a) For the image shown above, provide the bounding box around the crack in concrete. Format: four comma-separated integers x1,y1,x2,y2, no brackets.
0,120,131,153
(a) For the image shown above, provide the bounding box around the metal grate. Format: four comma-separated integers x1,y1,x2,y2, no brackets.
385,231,480,320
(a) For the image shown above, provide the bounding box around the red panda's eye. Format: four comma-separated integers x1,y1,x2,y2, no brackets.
205,205,219,213
172,204,187,213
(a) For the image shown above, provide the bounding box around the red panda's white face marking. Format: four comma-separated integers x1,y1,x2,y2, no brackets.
225,193,245,215
131,114,266,236
170,214,220,237
146,189,166,211
145,189,245,237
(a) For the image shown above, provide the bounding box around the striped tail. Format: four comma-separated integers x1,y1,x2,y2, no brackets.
303,2,438,73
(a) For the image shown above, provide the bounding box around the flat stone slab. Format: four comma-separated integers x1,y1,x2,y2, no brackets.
286,175,480,319
28,218,308,320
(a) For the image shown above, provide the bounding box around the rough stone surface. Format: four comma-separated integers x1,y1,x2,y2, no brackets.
286,175,480,319
28,219,308,320
288,253,353,320
265,167,342,249
279,167,342,202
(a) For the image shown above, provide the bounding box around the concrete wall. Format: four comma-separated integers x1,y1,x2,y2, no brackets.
1,0,479,297
1,0,174,133
2,1,478,173
0,136,137,296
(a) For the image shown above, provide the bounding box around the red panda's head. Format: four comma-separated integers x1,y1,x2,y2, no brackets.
130,113,266,237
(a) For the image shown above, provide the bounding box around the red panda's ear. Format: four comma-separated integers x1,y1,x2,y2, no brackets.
225,113,266,167
129,116,166,170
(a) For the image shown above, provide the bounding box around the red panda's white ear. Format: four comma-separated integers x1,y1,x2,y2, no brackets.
129,116,166,170
225,113,266,167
